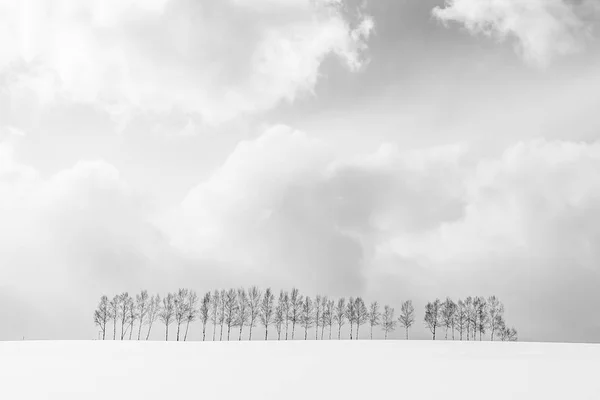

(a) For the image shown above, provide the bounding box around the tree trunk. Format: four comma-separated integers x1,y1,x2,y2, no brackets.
146,322,153,340
227,324,231,341
176,322,181,342
212,324,216,341
129,324,134,340
285,321,289,340
349,322,353,340
445,327,448,340
338,324,341,340
321,324,325,340
165,325,169,341
265,327,268,340
329,325,332,340
184,320,190,341
385,331,388,340
138,320,143,340
292,322,296,340
249,326,253,341
356,325,359,340
220,323,224,341
239,325,243,341
113,320,117,340
370,325,373,340
406,327,409,340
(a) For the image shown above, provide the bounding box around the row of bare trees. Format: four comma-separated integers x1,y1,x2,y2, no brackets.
423,296,518,341
94,288,517,342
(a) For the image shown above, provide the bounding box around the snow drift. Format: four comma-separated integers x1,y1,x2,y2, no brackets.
1,341,599,399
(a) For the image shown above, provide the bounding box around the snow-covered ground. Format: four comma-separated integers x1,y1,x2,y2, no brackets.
1,341,599,399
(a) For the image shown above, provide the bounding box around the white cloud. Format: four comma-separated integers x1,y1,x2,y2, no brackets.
0,0,373,127
432,0,599,66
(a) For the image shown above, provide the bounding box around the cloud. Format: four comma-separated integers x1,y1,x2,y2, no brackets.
432,0,599,66
0,0,373,128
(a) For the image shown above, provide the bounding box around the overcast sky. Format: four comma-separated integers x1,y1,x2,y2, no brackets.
1,0,600,343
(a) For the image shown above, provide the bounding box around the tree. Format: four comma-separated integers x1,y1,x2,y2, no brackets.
282,291,291,340
475,296,488,341
219,289,226,341
334,298,346,340
464,296,474,341
424,299,441,340
174,288,190,342
127,296,137,340
487,296,504,341
236,288,249,341
300,296,313,340
500,325,518,342
319,296,328,340
135,290,150,340
145,294,161,340
224,289,238,341
199,292,211,341
314,295,322,340
210,290,220,341
109,295,120,340
274,290,285,340
381,305,397,339
247,286,262,341
94,295,110,340
346,297,356,340
159,293,175,341
290,288,303,340
119,292,132,340
325,299,335,340
260,288,275,340
368,301,380,340
398,300,415,340
455,299,468,340
441,297,456,340
354,297,369,340
183,290,199,341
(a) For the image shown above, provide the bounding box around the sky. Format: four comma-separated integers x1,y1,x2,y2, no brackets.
1,0,600,343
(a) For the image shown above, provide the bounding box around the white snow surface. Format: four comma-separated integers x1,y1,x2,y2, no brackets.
1,341,599,399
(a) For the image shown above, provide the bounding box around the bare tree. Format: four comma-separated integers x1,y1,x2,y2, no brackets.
159,293,175,341
109,295,120,340
334,298,346,339
325,299,335,339
346,297,356,340
300,296,313,340
247,286,262,341
224,289,238,341
260,288,275,340
455,299,468,340
319,296,328,340
94,295,110,340
464,296,474,341
199,292,211,341
475,296,488,341
236,288,249,341
367,301,380,340
500,325,518,342
210,290,220,341
314,295,322,340
354,297,369,340
219,289,226,341
145,294,161,340
183,290,199,341
424,299,441,340
135,290,150,340
381,305,397,339
119,292,132,340
398,300,415,340
290,288,303,340
441,297,456,340
174,288,189,342
282,291,291,340
487,296,504,341
128,296,137,340
274,290,285,340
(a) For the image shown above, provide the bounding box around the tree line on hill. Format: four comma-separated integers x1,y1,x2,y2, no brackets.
93,287,518,342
